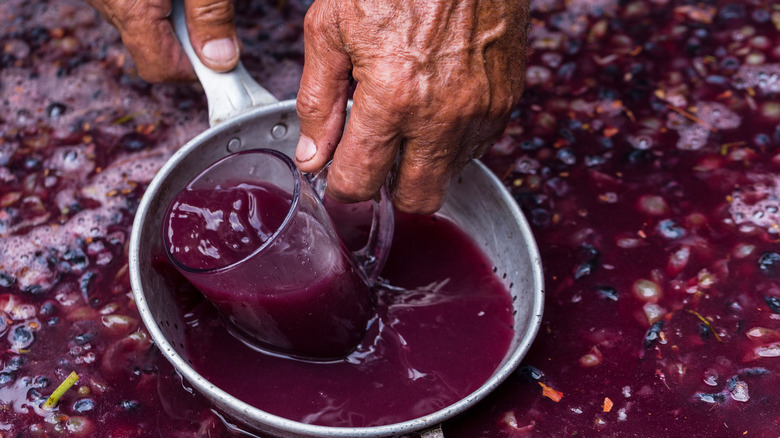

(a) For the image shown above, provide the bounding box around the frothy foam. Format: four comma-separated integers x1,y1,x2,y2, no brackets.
734,64,780,95
728,177,780,235
0,36,205,290
666,101,741,150
0,149,188,291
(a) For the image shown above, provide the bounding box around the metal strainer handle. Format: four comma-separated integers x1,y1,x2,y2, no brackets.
170,0,278,126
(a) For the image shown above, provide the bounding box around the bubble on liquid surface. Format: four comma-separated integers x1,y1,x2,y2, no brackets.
729,176,780,235
45,146,96,180
729,379,750,402
628,135,653,150
0,151,168,290
667,101,741,150
514,156,541,175
734,64,780,94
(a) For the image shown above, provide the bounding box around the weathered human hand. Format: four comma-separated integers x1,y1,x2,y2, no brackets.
85,0,239,82
294,0,529,214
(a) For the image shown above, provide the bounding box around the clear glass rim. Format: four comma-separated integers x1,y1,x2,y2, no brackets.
162,148,300,275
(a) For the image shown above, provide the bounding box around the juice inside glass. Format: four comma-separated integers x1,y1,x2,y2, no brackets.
162,149,377,360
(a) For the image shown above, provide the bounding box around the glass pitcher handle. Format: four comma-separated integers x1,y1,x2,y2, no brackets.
309,167,394,285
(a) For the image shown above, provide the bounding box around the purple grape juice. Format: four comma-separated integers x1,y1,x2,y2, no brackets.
164,182,290,270
178,212,516,427
163,181,374,359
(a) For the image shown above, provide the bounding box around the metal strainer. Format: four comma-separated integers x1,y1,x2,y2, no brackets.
128,2,544,436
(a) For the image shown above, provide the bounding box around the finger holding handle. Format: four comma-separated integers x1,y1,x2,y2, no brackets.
182,0,240,73
170,0,277,125
85,0,238,82
308,166,395,285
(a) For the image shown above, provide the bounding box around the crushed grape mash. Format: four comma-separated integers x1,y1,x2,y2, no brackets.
1,0,779,436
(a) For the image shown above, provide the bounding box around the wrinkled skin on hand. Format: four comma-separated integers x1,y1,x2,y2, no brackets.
86,0,528,214
85,0,239,82
295,0,529,214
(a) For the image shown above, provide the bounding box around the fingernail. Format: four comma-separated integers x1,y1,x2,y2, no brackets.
295,135,317,162
202,38,238,65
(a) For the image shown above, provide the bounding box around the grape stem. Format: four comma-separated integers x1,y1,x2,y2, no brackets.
42,371,80,409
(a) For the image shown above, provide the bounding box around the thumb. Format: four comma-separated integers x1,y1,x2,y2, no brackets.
184,0,239,72
294,1,352,173
87,0,195,82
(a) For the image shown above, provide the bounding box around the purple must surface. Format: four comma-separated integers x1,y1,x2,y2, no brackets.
1,0,780,436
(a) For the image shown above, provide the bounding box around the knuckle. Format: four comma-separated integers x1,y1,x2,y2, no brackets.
327,154,388,202
434,81,486,121
393,190,446,215
302,6,320,31
303,1,332,35
190,0,234,26
296,89,325,120
392,159,450,215
107,0,168,30
327,184,376,204
441,79,517,123
327,176,377,203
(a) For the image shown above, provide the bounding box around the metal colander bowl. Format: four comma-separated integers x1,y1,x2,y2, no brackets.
128,2,544,437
